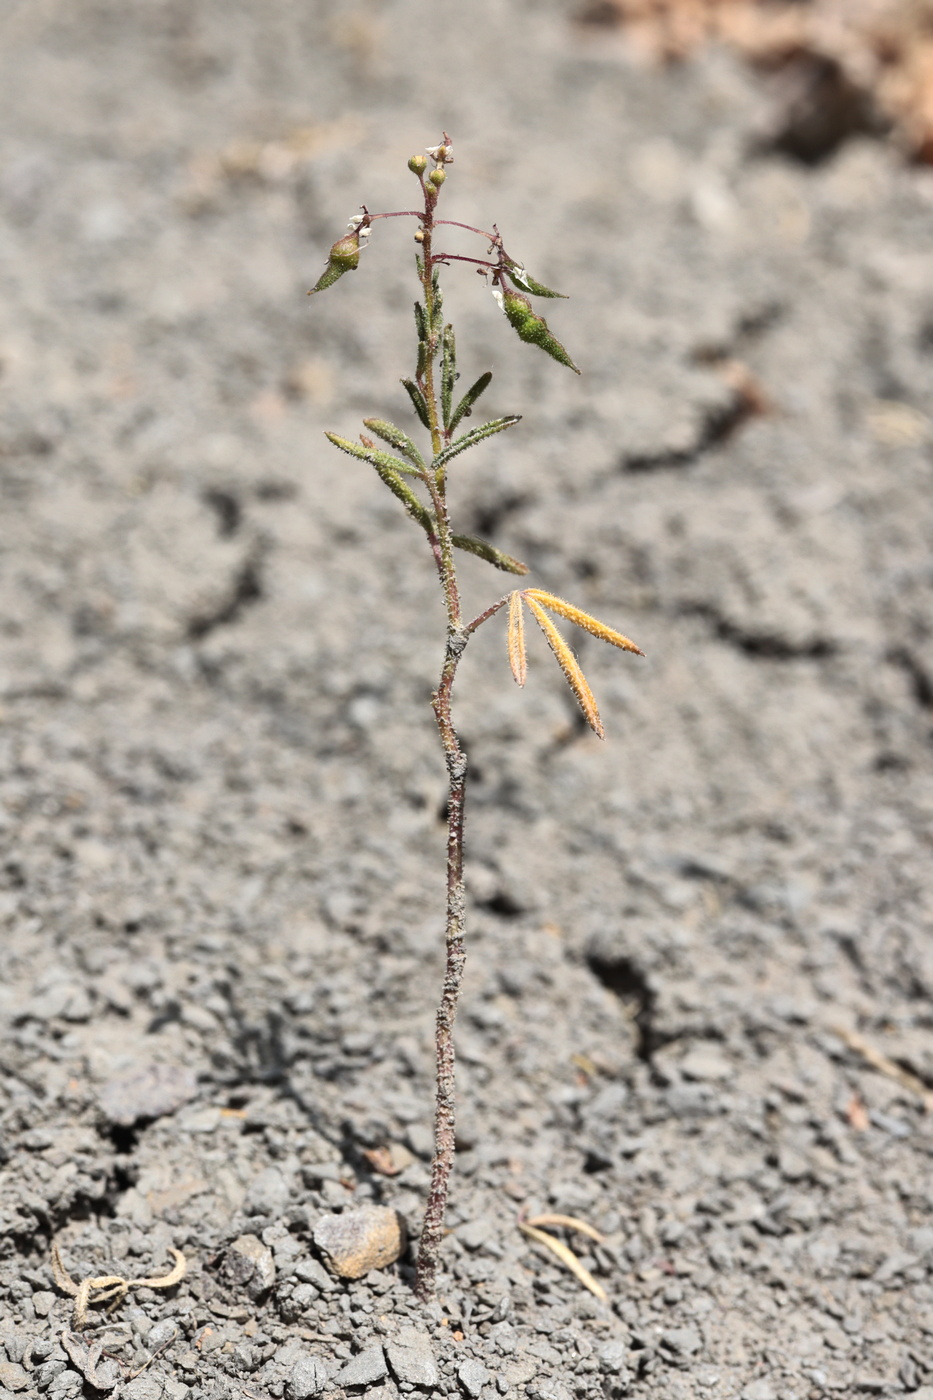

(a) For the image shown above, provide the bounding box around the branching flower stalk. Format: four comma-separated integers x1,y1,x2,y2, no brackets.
311,135,644,1301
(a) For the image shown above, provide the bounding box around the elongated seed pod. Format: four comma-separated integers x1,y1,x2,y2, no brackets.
500,290,580,373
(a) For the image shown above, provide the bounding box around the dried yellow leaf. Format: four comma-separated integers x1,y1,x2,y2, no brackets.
508,591,527,687
518,1220,608,1302
525,589,643,656
525,595,604,739
526,1213,605,1245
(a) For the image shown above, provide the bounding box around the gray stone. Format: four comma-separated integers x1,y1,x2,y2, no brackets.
294,1256,341,1291
36,1361,68,1389
98,1062,197,1127
386,1329,439,1389
458,1359,491,1397
597,1341,629,1374
456,1218,495,1251
0,1365,29,1393
146,1320,178,1350
741,1382,777,1400
335,1349,388,1389
287,1355,331,1399
123,1377,165,1400
661,1327,702,1356
223,1234,276,1299
680,1045,732,1081
530,1384,572,1400
244,1166,291,1217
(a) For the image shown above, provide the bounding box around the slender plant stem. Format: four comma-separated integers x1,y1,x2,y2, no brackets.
414,171,471,1301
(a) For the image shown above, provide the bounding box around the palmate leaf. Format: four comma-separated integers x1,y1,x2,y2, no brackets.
451,535,528,575
434,415,521,471
449,370,492,433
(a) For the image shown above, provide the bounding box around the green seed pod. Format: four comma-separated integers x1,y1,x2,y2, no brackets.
308,231,361,295
428,167,446,187
499,289,580,373
408,154,428,175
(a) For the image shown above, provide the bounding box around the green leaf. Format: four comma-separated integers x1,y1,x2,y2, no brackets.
324,432,423,478
504,258,568,299
449,370,492,432
362,419,427,471
434,415,521,470
499,289,580,374
308,232,361,295
441,325,457,430
401,378,431,432
452,534,528,575
325,434,432,532
414,301,428,343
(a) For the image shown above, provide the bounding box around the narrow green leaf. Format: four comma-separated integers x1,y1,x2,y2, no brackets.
452,534,528,575
449,370,492,432
434,415,522,470
414,301,427,343
441,325,457,431
401,379,432,431
499,289,580,374
325,434,432,533
362,418,426,471
431,285,444,332
324,432,423,478
505,258,568,299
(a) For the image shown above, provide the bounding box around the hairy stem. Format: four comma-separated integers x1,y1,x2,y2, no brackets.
416,626,468,1300
415,170,469,1300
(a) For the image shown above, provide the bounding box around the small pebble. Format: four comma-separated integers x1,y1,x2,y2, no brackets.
458,1358,491,1397
287,1354,331,1399
223,1234,276,1299
313,1206,405,1279
335,1348,388,1388
99,1062,198,1127
386,1328,439,1388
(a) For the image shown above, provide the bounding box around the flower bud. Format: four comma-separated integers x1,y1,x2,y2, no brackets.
308,230,361,295
428,167,446,187
408,154,428,175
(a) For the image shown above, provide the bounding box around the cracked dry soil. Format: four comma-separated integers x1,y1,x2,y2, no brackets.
1,4,933,1400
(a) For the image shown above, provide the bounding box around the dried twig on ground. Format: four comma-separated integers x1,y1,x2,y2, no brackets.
51,1240,187,1327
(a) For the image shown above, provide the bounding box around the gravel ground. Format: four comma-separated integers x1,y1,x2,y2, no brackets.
1,4,932,1400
